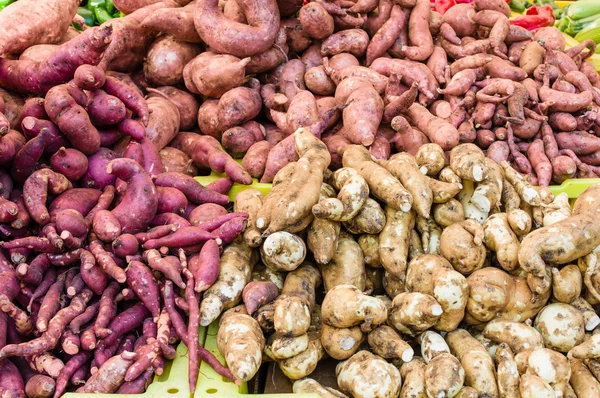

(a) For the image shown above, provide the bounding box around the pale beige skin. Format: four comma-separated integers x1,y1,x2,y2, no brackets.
307,183,340,265
470,158,503,213
274,263,322,337
260,231,307,271
483,213,520,271
379,206,415,281
321,323,363,360
419,330,450,363
312,167,369,222
199,240,258,326
534,303,585,353
500,161,541,206
380,153,433,218
269,333,309,359
519,374,554,398
527,348,571,397
433,199,465,228
416,143,446,176
359,234,382,268
449,144,487,182
569,358,600,398
502,180,522,212
483,319,543,354
424,353,465,398
579,244,600,304
542,192,571,227
570,297,600,331
388,292,442,335
454,387,479,398
440,219,486,275
429,178,463,204
321,285,387,332
446,329,499,398
552,265,582,304
343,198,387,235
507,208,532,237
234,189,264,248
278,336,324,380
568,334,600,360
320,231,366,292
293,378,348,397
367,325,414,362
457,180,488,224
495,343,520,398
217,307,265,381
400,358,427,398
336,351,402,398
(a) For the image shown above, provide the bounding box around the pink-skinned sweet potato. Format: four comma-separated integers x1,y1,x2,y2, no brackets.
556,131,600,156
16,98,46,130
10,129,51,184
56,209,88,239
366,6,404,66
142,2,201,43
170,133,253,184
153,86,199,130
103,74,149,126
20,117,67,156
126,261,160,320
144,91,181,151
159,147,197,176
143,226,219,249
82,148,118,190
0,0,80,56
343,85,384,146
112,234,140,258
194,0,280,58
49,148,88,182
156,186,188,215
321,29,369,57
183,52,250,98
245,26,288,74
114,0,191,15
23,169,70,226
402,0,434,61
139,136,165,177
189,239,220,292
19,44,59,63
154,172,229,205
49,188,102,221
93,210,122,243
0,130,27,169
0,359,25,398
188,203,228,227
0,25,112,96
197,100,221,139
99,3,169,72
218,79,262,132
222,122,265,158
77,353,134,394
299,2,334,40
205,177,234,195
88,89,127,127
74,64,106,90
145,35,201,86
107,159,158,234
243,141,274,179
44,83,100,155
242,281,279,314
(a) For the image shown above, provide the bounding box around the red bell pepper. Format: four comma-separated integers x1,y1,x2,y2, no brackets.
454,0,473,3
510,5,556,30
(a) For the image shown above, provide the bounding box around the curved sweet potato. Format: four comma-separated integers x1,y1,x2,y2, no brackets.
144,92,181,151
183,52,250,98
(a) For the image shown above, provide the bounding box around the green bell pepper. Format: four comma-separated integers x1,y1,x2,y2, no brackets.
77,7,97,27
87,0,105,10
106,0,116,14
93,5,113,24
0,0,15,12
509,0,527,13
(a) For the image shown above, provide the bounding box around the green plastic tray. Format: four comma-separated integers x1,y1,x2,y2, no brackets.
63,327,208,398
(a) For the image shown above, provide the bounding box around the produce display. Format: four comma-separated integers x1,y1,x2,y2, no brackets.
0,0,597,396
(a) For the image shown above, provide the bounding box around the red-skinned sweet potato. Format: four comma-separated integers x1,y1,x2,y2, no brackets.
243,141,274,179
183,52,250,98
159,147,197,176
153,86,199,130
23,169,70,226
145,35,201,86
145,91,180,151
49,148,88,182
141,2,201,43
156,186,188,215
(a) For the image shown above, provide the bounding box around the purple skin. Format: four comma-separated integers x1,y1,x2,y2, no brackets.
188,203,228,227
10,129,48,184
80,254,109,296
103,75,149,126
142,226,219,249
97,303,151,349
0,169,12,199
0,25,113,95
16,98,47,130
55,209,88,238
20,117,67,156
99,128,123,147
153,172,229,205
190,239,220,293
139,137,164,177
88,90,127,126
242,281,279,314
15,254,50,285
150,213,190,229
50,147,89,181
74,65,106,90
0,131,26,167
82,149,118,189
111,234,139,258
213,217,247,244
195,212,248,232
156,187,188,215
0,359,25,397
48,188,102,220
117,368,153,394
117,118,146,141
123,140,144,165
205,177,234,195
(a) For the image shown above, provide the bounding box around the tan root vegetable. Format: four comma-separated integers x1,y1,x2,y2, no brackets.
320,231,366,292
527,348,571,397
400,358,427,398
419,330,450,363
200,240,258,326
367,325,414,362
388,292,442,335
450,144,487,182
415,143,446,176
440,219,486,275
446,329,499,397
293,378,348,397
496,343,520,398
274,263,321,337
322,285,387,332
552,264,582,304
542,192,571,227
379,206,415,283
217,306,265,381
569,358,600,398
358,234,381,268
483,319,543,354
343,198,386,234
234,189,264,247
570,297,600,331
519,373,554,398
433,199,465,228
534,303,585,353
336,351,402,398
307,183,340,265
424,353,465,398
312,167,369,222
320,323,364,360
260,231,307,271
483,213,520,271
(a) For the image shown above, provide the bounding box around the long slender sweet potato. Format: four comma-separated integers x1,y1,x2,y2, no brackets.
406,103,459,150
142,2,201,43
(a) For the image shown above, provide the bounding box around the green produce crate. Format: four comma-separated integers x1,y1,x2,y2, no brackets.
62,327,208,398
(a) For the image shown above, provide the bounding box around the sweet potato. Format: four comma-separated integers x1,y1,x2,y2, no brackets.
49,148,88,182
10,129,49,184
107,158,158,234
0,0,79,56
556,131,600,156
142,2,201,43
82,149,118,190
23,169,70,225
243,141,273,179
343,85,384,146
299,3,334,40
145,36,200,87
0,25,112,96
159,147,197,176
406,103,459,150
143,91,180,151
322,29,369,57
156,186,188,215
195,0,280,57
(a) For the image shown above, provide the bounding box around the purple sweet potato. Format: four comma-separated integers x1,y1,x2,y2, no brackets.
217,80,262,132
10,189,30,230
23,169,70,225
93,210,122,243
144,91,180,151
212,217,246,244
139,137,165,177
88,90,127,127
103,74,149,126
156,186,188,215
154,172,229,205
112,234,140,258
321,29,370,57
55,209,88,238
0,359,25,398
20,117,67,156
143,249,184,288
126,261,160,320
10,130,49,184
49,188,102,219
0,25,113,95
16,254,50,286
159,147,197,176
74,64,106,90
82,149,118,190
143,226,218,249
150,213,190,229
141,1,201,43
44,83,101,155
188,203,228,227
242,281,279,314
16,98,46,130
107,158,158,234
0,130,26,168
205,178,234,195
49,148,88,182
189,239,220,292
